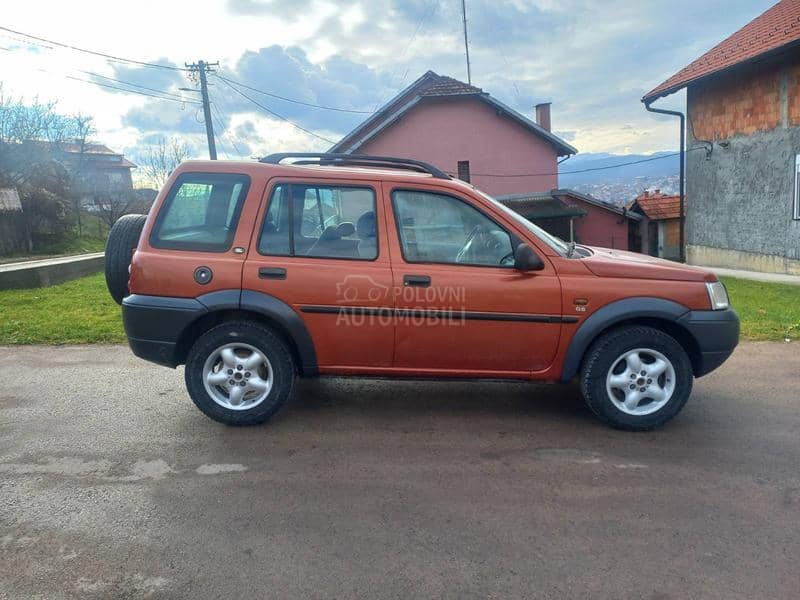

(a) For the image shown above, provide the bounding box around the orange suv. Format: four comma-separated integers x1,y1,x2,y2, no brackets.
105,153,739,430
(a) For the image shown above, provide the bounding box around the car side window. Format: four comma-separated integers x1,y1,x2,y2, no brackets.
258,183,378,260
391,189,514,266
151,173,250,252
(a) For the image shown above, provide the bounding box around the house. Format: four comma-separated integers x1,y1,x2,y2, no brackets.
330,70,577,196
643,0,800,274
629,190,683,260
495,192,586,241
496,189,640,250
54,142,137,205
331,70,640,250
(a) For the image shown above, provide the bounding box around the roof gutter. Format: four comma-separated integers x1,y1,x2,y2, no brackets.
642,100,685,263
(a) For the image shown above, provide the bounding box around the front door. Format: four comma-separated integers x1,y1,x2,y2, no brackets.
385,184,563,377
243,179,394,371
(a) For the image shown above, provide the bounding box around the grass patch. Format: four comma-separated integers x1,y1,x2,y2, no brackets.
0,273,124,344
0,273,796,345
721,277,800,341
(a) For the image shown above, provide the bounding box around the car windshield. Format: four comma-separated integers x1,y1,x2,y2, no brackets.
474,189,570,256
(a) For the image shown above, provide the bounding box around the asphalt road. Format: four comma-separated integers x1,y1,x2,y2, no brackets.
1,342,798,599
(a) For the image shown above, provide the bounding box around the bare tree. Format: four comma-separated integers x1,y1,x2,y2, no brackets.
0,85,95,243
140,137,192,189
93,190,138,229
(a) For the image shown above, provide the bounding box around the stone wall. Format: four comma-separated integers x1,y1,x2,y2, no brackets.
0,211,31,256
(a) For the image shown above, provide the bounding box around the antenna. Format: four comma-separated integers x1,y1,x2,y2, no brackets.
461,0,472,85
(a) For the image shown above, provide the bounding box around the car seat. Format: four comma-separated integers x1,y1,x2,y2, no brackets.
356,211,377,259
307,222,359,258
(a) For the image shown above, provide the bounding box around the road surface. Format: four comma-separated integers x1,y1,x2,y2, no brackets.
1,342,798,598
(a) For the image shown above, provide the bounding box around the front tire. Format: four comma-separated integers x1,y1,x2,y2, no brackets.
580,326,693,431
185,321,296,426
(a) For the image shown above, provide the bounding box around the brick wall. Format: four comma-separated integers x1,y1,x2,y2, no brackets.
664,219,680,247
788,59,800,127
688,53,800,140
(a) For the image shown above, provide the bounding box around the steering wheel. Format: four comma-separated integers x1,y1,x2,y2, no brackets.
456,226,508,264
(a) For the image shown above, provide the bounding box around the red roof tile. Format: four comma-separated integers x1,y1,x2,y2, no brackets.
420,74,483,97
644,0,800,101
631,191,684,220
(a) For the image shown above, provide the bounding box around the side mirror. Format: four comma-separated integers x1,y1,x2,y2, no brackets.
514,243,545,271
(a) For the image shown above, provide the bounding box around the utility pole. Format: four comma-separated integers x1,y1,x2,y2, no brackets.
461,0,472,85
185,60,218,160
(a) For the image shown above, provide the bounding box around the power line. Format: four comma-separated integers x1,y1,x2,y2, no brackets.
374,0,439,111
0,25,187,71
215,73,373,114
61,73,200,105
217,77,336,145
211,89,251,158
210,99,247,159
460,148,701,178
79,70,196,102
209,109,230,159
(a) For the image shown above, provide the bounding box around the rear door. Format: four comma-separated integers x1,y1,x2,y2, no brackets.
243,178,395,371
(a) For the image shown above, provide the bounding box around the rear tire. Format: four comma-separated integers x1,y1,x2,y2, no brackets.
580,326,693,431
184,321,296,426
105,214,146,305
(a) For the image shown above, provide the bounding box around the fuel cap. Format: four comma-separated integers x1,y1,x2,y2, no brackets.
194,266,213,285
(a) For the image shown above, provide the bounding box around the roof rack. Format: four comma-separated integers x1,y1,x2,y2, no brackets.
259,152,451,179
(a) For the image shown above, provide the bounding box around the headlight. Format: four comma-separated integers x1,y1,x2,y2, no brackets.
706,280,729,310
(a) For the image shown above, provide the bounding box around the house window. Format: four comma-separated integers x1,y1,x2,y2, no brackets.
794,154,800,220
457,160,470,183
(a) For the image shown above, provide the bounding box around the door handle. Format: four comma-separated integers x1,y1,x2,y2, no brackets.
403,274,431,287
258,266,287,280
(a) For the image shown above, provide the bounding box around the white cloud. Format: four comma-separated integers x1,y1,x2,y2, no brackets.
0,0,777,159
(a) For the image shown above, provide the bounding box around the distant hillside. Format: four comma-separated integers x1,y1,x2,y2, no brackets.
558,151,679,204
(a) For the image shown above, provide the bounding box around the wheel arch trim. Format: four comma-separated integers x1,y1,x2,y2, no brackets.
238,290,318,376
185,289,318,376
559,297,691,383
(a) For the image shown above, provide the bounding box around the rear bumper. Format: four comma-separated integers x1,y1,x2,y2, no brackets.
122,294,206,367
678,308,740,377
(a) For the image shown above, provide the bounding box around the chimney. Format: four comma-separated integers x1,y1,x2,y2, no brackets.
535,102,551,131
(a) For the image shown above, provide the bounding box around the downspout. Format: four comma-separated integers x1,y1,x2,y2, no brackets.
643,100,685,263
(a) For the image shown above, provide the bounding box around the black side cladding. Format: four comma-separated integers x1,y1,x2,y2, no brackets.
122,289,318,375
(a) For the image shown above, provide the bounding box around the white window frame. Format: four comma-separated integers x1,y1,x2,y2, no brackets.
794,154,800,220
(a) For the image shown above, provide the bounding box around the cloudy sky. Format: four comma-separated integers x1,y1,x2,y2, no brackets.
1,0,775,165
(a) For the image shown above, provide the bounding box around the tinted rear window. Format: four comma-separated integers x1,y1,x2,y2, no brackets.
150,173,250,252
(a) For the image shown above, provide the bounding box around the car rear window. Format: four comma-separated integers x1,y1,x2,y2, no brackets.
150,173,250,252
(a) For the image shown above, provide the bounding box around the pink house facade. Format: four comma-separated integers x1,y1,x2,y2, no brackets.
330,71,576,196
330,71,640,251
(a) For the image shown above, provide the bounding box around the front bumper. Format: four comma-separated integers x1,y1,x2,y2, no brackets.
678,307,740,376
122,294,206,367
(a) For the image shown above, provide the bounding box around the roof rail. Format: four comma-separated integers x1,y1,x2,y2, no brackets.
260,152,451,179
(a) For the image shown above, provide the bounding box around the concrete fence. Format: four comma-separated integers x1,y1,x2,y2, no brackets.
0,252,105,290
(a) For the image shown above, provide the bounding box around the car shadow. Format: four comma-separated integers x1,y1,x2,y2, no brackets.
279,376,594,425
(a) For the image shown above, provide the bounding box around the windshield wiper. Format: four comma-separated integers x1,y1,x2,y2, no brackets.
566,241,577,258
